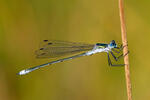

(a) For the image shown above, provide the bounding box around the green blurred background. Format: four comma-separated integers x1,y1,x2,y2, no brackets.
0,0,150,100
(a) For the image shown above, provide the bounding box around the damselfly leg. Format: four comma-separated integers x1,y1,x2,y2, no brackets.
107,44,129,66
110,51,123,61
107,52,125,66
112,44,128,53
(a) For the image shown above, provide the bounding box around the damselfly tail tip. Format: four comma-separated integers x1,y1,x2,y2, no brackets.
17,69,30,75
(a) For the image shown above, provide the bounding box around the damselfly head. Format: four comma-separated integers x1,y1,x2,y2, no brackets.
109,40,117,48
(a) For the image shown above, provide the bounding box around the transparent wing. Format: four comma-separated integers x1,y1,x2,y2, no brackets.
35,40,94,58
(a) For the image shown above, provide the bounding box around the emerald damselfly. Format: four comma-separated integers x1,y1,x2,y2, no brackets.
17,40,126,75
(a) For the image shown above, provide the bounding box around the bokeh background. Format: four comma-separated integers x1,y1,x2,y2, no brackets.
0,0,149,100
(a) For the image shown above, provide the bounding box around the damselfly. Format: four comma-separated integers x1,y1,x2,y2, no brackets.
17,40,127,75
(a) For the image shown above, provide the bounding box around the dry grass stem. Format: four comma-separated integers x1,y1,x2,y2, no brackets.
118,0,132,100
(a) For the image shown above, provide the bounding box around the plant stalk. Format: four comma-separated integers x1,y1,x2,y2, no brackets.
118,0,132,100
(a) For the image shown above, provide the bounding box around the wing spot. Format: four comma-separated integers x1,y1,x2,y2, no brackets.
43,40,48,42
48,43,52,45
40,48,44,50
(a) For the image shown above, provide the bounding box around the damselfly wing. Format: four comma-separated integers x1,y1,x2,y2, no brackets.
35,40,95,58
